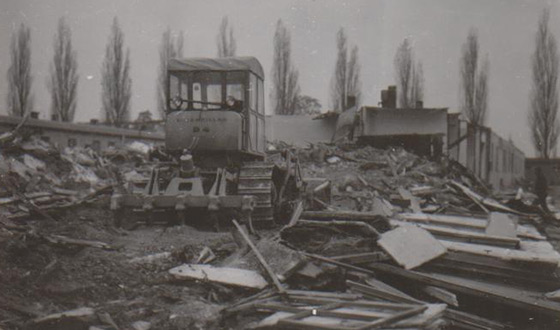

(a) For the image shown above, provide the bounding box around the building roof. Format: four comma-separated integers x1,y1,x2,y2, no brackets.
360,106,449,115
0,115,164,141
168,56,264,79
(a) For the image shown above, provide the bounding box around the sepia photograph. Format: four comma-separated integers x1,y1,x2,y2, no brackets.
1,0,560,329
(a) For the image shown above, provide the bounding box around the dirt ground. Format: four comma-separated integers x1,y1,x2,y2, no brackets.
0,198,253,330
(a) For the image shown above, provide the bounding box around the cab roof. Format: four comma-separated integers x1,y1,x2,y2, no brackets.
168,56,264,79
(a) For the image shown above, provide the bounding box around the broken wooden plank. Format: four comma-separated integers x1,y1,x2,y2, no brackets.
440,241,560,270
303,253,377,276
398,187,422,213
287,200,304,227
43,234,113,250
330,252,389,264
129,252,172,264
32,307,95,325
369,263,560,318
302,210,390,222
390,220,520,248
227,236,303,280
445,309,510,330
400,212,545,240
449,181,524,215
427,252,560,290
486,212,517,238
423,286,458,307
400,212,488,230
377,225,446,270
296,262,324,279
545,289,560,301
232,219,286,294
257,303,444,329
357,305,428,329
298,219,380,237
313,180,331,194
287,290,363,301
347,280,420,304
223,289,276,315
169,264,268,289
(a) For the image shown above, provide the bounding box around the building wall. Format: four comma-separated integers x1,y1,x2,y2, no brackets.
449,121,525,190
447,113,461,161
359,107,448,140
0,115,164,150
265,115,337,147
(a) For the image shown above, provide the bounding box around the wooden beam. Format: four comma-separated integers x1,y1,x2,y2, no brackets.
357,305,428,329
232,220,286,294
440,241,560,269
390,220,520,248
369,263,560,318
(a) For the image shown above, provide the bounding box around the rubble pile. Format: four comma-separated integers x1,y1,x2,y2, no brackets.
1,133,560,329
0,135,152,220
215,143,560,329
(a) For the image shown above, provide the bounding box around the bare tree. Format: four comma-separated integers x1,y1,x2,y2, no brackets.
7,23,33,117
529,9,559,159
157,28,184,118
101,17,131,127
330,29,363,112
347,45,362,107
48,18,78,122
460,28,489,126
330,28,348,112
394,39,424,108
410,61,424,107
271,19,300,115
217,16,236,58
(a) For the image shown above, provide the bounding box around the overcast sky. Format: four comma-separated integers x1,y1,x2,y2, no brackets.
0,0,558,156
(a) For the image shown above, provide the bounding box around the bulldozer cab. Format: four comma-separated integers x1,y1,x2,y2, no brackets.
165,57,266,157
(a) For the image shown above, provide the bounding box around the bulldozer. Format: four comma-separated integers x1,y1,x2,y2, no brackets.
110,56,306,229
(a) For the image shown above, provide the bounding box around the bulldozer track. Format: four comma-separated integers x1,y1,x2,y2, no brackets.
237,162,276,222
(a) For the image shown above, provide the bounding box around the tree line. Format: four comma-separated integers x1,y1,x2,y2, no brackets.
5,10,559,157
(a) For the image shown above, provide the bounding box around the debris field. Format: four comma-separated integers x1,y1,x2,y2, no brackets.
1,131,560,329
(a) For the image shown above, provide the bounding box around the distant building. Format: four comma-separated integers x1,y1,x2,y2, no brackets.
0,115,163,151
447,114,525,190
267,85,525,190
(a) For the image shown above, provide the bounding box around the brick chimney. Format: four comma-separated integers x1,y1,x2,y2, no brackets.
381,86,397,108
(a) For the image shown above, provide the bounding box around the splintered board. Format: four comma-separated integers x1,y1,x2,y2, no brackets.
486,212,517,238
377,225,446,269
169,264,268,289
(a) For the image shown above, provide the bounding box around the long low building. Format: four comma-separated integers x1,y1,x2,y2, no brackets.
0,115,164,150
447,115,525,190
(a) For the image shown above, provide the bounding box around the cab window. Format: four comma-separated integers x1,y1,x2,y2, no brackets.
258,78,264,114
226,72,245,104
169,74,189,111
192,72,222,110
249,74,258,111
